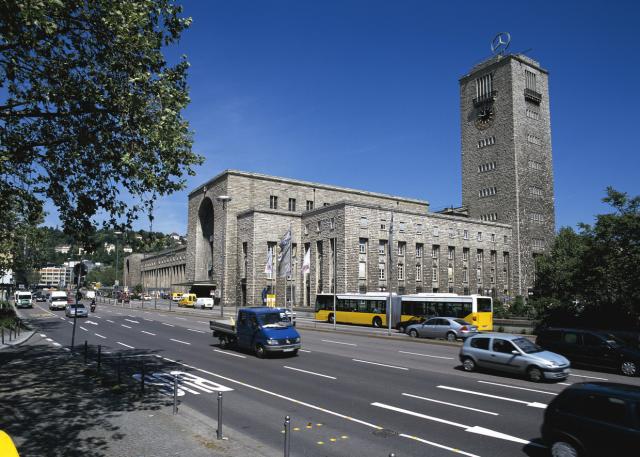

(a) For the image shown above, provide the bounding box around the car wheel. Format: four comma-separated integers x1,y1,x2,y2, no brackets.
219,337,228,349
372,317,382,328
550,440,580,457
254,344,266,359
462,357,476,372
527,366,543,382
327,313,335,324
409,329,419,338
446,332,456,342
621,360,637,376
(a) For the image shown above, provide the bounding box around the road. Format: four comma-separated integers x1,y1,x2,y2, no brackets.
21,302,640,457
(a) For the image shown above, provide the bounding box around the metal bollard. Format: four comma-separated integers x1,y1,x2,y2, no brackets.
217,392,223,439
84,340,88,364
97,345,102,373
173,374,178,415
140,361,146,394
283,415,291,457
2,327,4,344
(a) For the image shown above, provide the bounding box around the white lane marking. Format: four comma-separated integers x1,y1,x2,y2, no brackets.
127,315,136,318
51,342,62,347
106,319,114,323
141,331,156,336
321,339,357,346
121,324,132,329
402,393,498,416
67,321,73,325
124,319,139,324
46,338,53,342
170,338,191,345
39,333,46,337
197,321,208,324
94,316,102,319
399,434,480,457
85,321,98,325
213,349,246,358
570,373,608,381
95,333,106,339
437,386,547,409
116,312,123,315
372,402,542,447
80,326,88,332
175,317,186,320
398,350,454,360
353,359,408,371
143,318,153,322
299,349,312,353
187,328,205,333
558,382,571,386
117,342,134,349
162,357,176,363
478,380,556,395
174,361,382,430
284,366,336,380
162,322,175,327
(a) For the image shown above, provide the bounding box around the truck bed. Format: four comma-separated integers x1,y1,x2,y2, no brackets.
209,318,236,335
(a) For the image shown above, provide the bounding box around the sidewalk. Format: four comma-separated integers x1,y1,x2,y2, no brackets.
0,337,278,457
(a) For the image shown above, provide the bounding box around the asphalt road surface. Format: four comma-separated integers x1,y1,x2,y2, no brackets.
21,302,640,457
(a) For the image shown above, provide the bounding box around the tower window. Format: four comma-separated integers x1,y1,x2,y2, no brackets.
306,200,314,211
478,161,497,173
479,187,497,198
529,187,543,198
525,70,537,92
477,136,495,149
269,195,278,209
474,74,494,102
480,213,498,221
529,212,544,223
528,160,543,171
532,239,545,250
288,198,296,211
527,134,541,145
526,108,540,120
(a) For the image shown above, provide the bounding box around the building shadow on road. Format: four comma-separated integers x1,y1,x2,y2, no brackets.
0,343,176,457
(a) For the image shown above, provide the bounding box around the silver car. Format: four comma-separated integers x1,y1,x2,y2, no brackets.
459,333,570,382
406,317,478,341
65,304,88,318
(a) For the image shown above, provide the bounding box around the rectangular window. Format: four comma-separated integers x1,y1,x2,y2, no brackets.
399,221,405,233
490,268,495,284
330,217,335,230
504,235,508,244
398,241,406,256
477,232,483,241
432,267,438,282
491,233,495,243
416,223,423,234
306,200,314,211
528,160,543,170
479,187,497,198
532,238,545,250
380,219,386,231
448,246,455,261
304,224,309,235
527,134,542,145
490,250,497,263
463,268,468,283
358,261,367,279
477,136,495,149
269,195,278,209
433,226,439,237
448,266,454,283
416,263,422,282
463,229,469,240
529,186,543,198
463,248,469,261
359,238,367,254
475,73,493,100
526,108,540,120
432,245,439,259
529,212,544,223
398,263,404,281
415,243,423,258
378,262,386,280
525,70,537,91
449,228,456,238
478,161,497,173
378,240,387,255
288,198,296,211
360,217,368,228
477,249,484,263
316,221,322,232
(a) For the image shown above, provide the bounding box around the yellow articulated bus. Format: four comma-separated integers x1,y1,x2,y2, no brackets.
399,293,493,332
314,293,400,328
315,292,493,331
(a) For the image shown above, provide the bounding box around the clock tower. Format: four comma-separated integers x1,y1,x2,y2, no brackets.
460,52,555,296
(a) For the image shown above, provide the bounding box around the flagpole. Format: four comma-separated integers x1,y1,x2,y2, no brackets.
387,211,394,336
289,223,292,315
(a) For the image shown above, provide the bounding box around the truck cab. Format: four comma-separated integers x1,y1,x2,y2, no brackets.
210,307,301,358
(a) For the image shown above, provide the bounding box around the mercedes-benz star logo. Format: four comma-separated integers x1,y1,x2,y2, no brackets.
491,32,511,55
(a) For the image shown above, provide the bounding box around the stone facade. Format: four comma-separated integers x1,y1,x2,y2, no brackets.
124,246,187,294
460,54,555,296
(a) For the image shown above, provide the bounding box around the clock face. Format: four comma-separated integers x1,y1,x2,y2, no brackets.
474,105,495,130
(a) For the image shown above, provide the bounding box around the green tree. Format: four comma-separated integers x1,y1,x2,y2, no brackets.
87,265,115,287
0,0,202,265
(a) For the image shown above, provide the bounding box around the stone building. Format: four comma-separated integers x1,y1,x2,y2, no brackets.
123,51,554,306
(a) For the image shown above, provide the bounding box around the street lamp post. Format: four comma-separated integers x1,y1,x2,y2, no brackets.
114,230,122,304
216,195,232,318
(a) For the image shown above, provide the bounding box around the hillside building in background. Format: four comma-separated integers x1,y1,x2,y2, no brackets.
123,51,555,306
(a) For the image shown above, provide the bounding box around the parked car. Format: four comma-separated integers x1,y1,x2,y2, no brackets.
196,297,214,309
407,317,478,341
541,382,640,457
460,333,570,382
397,316,427,333
536,327,640,377
65,304,88,318
142,295,152,301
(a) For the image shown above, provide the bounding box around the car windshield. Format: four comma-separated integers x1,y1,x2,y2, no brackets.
513,337,543,354
257,312,288,327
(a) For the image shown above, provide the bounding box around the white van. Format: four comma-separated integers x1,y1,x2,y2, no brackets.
49,291,68,311
195,297,214,310
14,291,33,308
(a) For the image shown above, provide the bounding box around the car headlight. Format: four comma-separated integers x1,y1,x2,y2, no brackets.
293,337,300,343
266,339,278,345
544,360,558,368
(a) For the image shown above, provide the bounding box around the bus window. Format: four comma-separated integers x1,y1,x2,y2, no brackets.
477,298,492,312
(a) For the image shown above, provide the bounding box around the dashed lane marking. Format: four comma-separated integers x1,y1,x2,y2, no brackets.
95,333,106,339
187,328,205,333
399,434,480,457
141,331,156,336
477,380,556,395
398,350,455,360
170,338,191,345
321,339,357,346
106,320,114,323
402,393,498,415
80,326,88,331
570,373,608,381
117,342,134,349
352,359,408,371
213,349,246,358
162,323,175,327
124,319,139,324
437,385,547,409
39,333,46,337
299,349,312,353
284,366,336,380
121,324,132,329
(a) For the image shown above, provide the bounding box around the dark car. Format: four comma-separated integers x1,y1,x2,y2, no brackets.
541,382,640,457
536,328,640,376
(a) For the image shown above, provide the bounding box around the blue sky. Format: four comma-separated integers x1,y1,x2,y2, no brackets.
46,0,640,234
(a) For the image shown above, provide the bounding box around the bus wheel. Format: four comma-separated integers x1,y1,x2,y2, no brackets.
372,317,382,328
328,313,335,324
